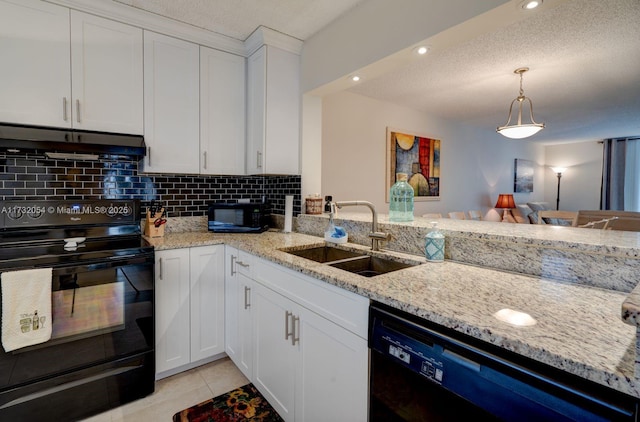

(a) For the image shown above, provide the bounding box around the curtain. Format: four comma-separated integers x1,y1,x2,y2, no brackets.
625,139,640,211
601,137,640,211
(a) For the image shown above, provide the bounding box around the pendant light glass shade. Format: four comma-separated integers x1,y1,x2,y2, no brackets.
497,67,545,139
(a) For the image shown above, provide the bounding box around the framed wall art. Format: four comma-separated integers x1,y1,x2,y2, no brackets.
386,127,441,202
514,158,534,193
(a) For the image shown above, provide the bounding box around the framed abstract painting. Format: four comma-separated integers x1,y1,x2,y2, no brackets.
386,128,441,202
514,158,534,193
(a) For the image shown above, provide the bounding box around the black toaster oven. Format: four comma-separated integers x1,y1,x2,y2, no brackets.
207,202,270,233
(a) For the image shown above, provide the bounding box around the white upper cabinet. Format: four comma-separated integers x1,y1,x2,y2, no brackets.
0,0,71,128
0,0,143,134
143,31,199,174
200,47,246,175
246,45,300,175
70,11,143,134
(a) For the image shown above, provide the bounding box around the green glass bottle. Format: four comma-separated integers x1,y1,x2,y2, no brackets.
389,173,414,222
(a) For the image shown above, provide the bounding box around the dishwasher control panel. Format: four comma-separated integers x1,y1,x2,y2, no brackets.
383,335,445,385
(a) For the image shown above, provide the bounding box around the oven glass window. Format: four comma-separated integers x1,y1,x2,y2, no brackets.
0,260,153,388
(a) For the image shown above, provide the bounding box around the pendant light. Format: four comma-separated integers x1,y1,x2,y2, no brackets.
496,67,545,139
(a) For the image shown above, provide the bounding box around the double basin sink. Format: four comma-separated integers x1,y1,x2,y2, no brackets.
281,245,422,277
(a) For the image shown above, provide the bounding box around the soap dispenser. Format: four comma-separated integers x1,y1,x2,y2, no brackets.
425,222,444,262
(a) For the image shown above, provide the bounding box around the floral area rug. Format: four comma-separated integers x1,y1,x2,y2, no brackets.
173,383,284,422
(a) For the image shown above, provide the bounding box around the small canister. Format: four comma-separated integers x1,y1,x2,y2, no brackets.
305,194,323,214
425,221,444,262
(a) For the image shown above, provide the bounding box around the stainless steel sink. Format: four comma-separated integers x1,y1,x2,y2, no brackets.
329,255,415,277
281,245,420,277
284,245,364,263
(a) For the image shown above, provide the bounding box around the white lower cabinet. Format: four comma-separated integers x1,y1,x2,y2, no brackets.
227,251,369,422
253,282,297,420
155,245,225,376
224,247,254,379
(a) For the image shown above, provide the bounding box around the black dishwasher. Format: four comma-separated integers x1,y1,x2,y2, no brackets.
369,302,638,421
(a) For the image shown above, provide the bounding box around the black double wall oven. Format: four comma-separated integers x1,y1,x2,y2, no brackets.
0,200,155,421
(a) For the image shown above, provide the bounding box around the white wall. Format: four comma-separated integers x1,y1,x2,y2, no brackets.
321,91,546,220
544,141,602,211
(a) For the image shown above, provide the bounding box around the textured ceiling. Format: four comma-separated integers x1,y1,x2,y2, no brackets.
113,0,640,145
112,0,365,41
347,0,640,144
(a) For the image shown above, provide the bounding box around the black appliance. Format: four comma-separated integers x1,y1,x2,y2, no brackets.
207,201,270,233
0,199,154,421
369,302,638,421
0,122,146,157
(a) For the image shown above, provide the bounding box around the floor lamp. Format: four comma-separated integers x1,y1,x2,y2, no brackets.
551,167,566,210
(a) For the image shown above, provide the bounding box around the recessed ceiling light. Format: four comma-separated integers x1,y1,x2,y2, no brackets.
414,45,429,55
521,0,542,10
350,75,361,82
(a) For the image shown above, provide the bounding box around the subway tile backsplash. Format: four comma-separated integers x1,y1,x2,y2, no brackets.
0,152,301,217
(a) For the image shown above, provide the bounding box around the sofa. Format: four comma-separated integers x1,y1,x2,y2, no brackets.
511,202,572,225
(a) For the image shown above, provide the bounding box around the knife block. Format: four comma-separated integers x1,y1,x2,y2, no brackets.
143,208,166,238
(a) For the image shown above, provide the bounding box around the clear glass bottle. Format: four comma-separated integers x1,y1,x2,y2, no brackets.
425,222,444,262
389,173,414,222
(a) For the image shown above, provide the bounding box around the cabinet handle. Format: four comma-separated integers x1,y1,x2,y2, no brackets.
76,99,81,123
147,147,151,166
203,151,207,169
292,315,300,346
159,258,163,280
62,97,68,121
285,311,293,341
244,286,251,309
237,261,250,269
257,151,262,169
230,255,237,276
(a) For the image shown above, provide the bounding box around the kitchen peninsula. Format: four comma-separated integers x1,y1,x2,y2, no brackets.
146,214,640,403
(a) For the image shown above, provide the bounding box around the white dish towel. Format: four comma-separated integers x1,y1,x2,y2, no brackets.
2,268,53,352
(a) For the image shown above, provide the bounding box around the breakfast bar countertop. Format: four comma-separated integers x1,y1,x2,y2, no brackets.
146,230,639,399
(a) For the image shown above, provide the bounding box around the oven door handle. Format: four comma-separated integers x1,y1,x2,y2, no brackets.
51,255,153,276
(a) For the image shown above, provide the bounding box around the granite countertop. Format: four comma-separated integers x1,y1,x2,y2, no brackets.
146,229,639,399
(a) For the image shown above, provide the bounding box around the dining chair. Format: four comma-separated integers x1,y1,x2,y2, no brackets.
467,210,482,220
448,211,466,220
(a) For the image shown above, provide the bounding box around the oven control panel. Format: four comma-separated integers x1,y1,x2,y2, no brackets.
0,200,139,228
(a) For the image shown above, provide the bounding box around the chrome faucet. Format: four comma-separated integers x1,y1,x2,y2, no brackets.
334,200,390,251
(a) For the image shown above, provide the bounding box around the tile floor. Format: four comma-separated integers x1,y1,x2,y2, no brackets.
82,358,249,421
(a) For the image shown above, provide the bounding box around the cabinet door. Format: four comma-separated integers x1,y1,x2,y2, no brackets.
246,45,300,175
200,47,245,175
143,31,199,173
252,282,296,421
155,248,191,373
190,245,225,362
263,46,300,174
296,307,368,422
70,11,143,134
224,247,253,378
246,46,266,175
0,0,71,127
